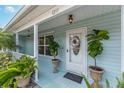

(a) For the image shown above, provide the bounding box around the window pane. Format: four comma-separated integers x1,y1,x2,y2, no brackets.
46,35,54,45
45,46,51,56
39,46,44,54
39,37,44,45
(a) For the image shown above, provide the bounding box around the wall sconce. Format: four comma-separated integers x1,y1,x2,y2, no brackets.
68,15,73,24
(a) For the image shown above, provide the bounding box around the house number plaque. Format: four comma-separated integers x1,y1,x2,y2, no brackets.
52,8,59,15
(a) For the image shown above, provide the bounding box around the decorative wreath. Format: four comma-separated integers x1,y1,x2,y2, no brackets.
71,36,80,47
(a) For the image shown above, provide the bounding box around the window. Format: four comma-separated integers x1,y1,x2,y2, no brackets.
38,35,54,56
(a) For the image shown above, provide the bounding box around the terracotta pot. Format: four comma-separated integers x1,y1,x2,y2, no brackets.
52,59,60,73
16,76,30,88
89,66,104,88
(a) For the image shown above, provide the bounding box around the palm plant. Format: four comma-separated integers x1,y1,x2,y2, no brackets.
87,29,109,68
0,55,37,88
9,55,37,78
0,32,15,50
0,68,21,88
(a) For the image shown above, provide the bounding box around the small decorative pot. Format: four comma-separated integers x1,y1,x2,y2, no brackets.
16,76,30,88
89,66,104,88
52,59,60,73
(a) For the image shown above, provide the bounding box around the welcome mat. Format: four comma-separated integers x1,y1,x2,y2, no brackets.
64,72,83,84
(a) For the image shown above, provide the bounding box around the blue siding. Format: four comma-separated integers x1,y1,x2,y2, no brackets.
21,10,121,87
24,36,34,56
19,35,26,53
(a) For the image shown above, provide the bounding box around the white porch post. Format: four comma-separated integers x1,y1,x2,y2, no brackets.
15,32,19,52
34,24,39,81
121,6,124,74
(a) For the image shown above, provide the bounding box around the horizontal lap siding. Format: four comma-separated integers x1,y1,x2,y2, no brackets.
85,11,121,87
23,10,121,87
46,10,121,87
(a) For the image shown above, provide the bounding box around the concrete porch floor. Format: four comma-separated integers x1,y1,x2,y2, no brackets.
35,58,87,88
36,70,87,88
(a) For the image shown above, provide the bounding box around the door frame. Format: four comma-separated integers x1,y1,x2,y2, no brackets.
66,27,87,76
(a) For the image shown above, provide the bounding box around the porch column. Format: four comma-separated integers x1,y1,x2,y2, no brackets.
121,6,124,74
34,24,39,81
15,32,19,52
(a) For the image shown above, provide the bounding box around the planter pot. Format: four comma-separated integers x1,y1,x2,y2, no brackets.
16,76,30,88
52,59,60,73
89,66,104,88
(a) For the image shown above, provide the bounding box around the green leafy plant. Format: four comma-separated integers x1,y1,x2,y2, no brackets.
0,52,12,62
9,55,37,78
84,73,124,88
0,52,12,70
105,79,110,88
116,72,124,88
0,28,2,31
105,72,124,88
83,75,92,88
0,32,15,50
0,68,21,88
48,38,59,59
87,29,109,68
0,55,37,88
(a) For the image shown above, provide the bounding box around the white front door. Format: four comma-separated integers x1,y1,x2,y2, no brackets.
66,27,87,75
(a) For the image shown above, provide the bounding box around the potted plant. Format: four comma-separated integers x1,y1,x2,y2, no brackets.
14,55,37,87
0,55,37,88
48,38,60,73
87,29,110,88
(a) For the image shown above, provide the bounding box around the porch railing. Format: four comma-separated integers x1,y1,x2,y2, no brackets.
11,51,34,61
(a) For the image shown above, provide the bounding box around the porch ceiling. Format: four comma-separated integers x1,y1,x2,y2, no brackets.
4,5,55,32
18,5,121,36
38,5,121,32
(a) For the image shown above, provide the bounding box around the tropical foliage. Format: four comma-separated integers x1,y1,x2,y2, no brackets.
105,72,124,88
87,29,109,67
83,72,124,88
116,72,124,88
0,32,15,50
83,75,92,88
0,55,37,88
105,79,110,88
48,38,59,59
0,52,12,62
0,28,2,31
0,52,12,70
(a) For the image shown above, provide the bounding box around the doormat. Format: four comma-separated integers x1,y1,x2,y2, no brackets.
64,72,83,84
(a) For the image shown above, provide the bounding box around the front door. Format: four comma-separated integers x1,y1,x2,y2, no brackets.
66,27,87,75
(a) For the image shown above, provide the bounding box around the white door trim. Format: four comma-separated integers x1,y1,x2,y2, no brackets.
66,27,87,76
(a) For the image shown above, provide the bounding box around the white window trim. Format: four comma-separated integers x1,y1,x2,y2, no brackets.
38,33,54,57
